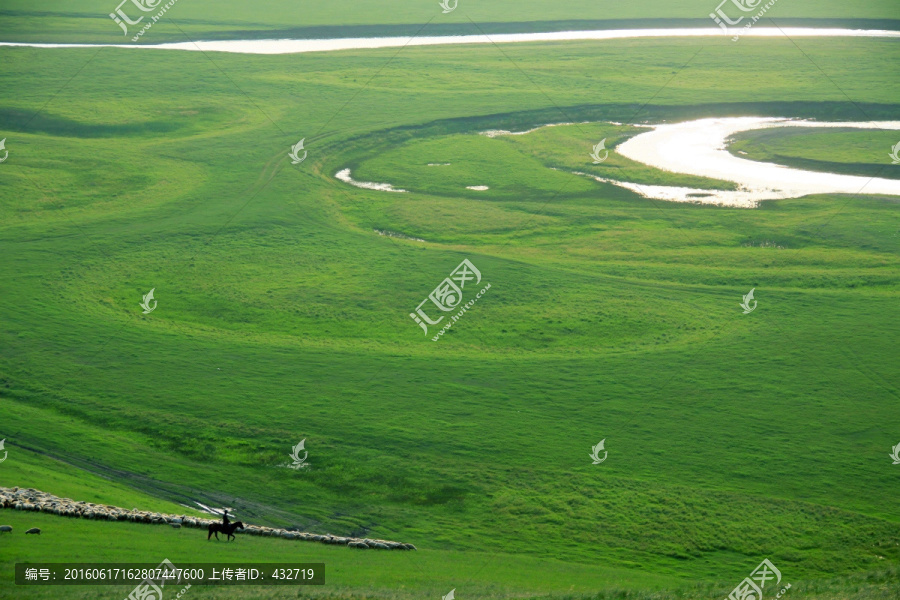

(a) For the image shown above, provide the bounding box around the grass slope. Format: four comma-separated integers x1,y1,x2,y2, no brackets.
0,34,899,599
729,126,900,180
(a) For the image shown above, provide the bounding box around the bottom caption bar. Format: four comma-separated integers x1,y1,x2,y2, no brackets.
16,562,325,585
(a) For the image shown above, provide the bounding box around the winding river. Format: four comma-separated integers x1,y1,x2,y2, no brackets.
1,28,899,54
6,29,899,207
596,118,900,207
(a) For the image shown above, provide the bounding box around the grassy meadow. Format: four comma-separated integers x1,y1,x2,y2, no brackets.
1,7,899,600
729,127,900,180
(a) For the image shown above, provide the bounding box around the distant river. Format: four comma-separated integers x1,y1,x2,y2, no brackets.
1,28,899,54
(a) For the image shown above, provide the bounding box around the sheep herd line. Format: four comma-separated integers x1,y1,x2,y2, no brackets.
0,486,416,550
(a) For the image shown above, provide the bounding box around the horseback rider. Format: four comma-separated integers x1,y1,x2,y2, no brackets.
208,510,243,541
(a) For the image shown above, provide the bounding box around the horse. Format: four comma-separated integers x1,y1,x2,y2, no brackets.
208,520,244,541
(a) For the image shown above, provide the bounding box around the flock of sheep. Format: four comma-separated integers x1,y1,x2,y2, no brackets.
0,486,415,550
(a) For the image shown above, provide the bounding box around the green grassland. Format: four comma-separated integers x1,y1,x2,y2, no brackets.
2,504,897,600
1,29,899,600
728,127,900,180
0,487,687,600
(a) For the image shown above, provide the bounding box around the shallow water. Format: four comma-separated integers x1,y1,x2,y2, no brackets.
335,168,406,192
193,501,231,516
608,117,900,207
480,122,582,138
2,28,899,54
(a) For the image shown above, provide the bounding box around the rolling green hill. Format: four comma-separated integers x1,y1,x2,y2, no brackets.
1,16,899,600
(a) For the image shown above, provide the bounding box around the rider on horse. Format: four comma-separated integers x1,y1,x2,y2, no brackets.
208,509,243,541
